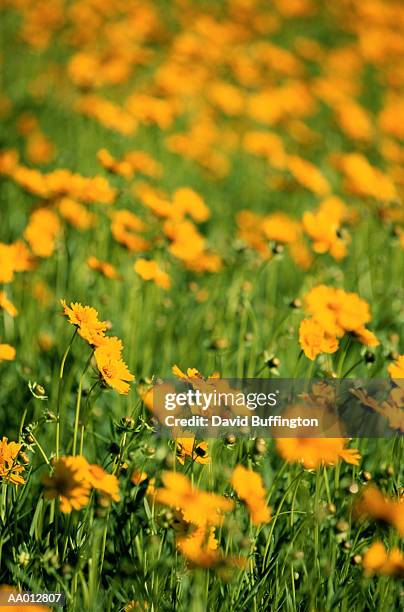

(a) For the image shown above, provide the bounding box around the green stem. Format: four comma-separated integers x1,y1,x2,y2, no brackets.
72,350,94,456
56,329,77,459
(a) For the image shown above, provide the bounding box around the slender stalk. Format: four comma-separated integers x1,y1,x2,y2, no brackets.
56,329,77,459
72,350,94,456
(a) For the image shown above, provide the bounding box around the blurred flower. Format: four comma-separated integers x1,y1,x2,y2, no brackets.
87,256,120,280
362,541,404,577
231,465,271,524
0,292,18,317
43,456,91,513
276,438,361,468
134,259,171,290
87,464,120,503
355,485,403,536
0,343,16,362
155,471,234,527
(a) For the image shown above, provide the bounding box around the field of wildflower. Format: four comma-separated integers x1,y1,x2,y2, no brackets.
0,0,403,610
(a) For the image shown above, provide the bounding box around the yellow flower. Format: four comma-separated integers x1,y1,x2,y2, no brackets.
231,465,271,525
0,343,16,361
61,300,107,346
155,471,234,527
0,437,25,485
355,485,403,536
0,292,18,317
276,438,361,469
363,541,404,577
303,285,377,343
87,464,120,503
94,342,134,395
134,259,171,290
176,524,219,568
87,256,120,280
299,318,339,360
43,456,91,513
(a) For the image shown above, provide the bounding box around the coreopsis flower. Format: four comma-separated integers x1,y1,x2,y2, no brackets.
171,188,210,222
388,355,404,387
26,131,55,165
24,208,60,258
276,438,361,469
58,198,96,230
176,524,220,568
286,155,330,196
0,437,25,485
134,259,171,290
303,285,378,345
76,95,137,136
0,243,18,283
87,256,120,280
0,343,16,361
175,435,210,465
155,472,234,527
302,208,348,260
97,148,133,178
94,338,134,395
0,292,18,317
111,210,150,252
43,456,91,513
124,151,163,179
338,153,398,202
231,465,271,525
61,300,107,346
355,485,403,536
299,318,339,360
87,464,120,503
362,541,404,577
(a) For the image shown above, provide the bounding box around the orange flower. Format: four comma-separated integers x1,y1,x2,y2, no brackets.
287,155,330,196
61,300,107,346
303,285,376,342
299,318,339,360
43,456,91,513
0,437,25,485
176,524,220,568
111,210,150,252
87,256,120,280
0,343,16,362
94,341,134,395
24,208,60,258
363,541,404,577
302,209,348,260
87,464,120,503
231,465,271,525
58,198,96,230
155,471,234,527
0,292,18,317
276,438,361,469
134,259,171,290
355,485,403,536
